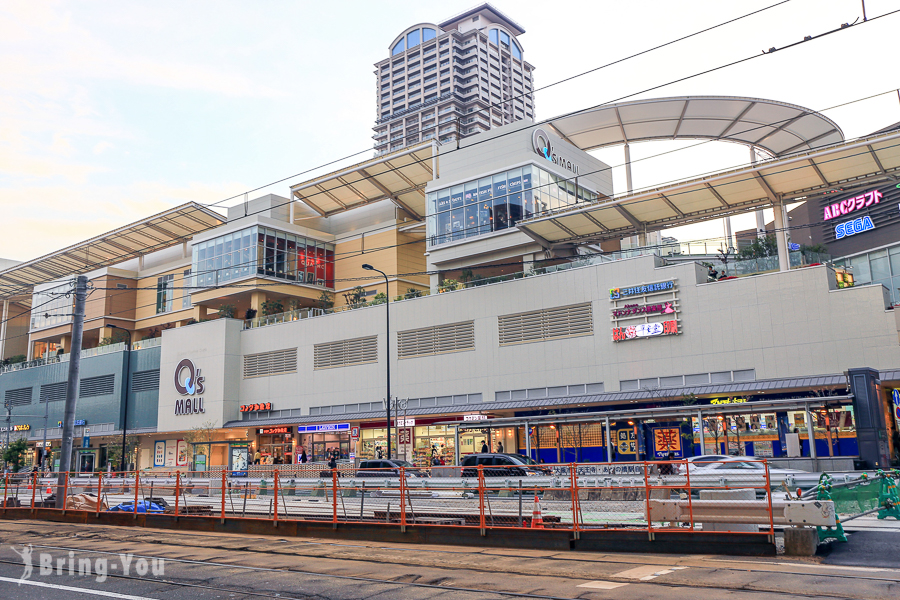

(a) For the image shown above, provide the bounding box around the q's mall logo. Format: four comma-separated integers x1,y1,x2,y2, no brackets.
173,358,205,416
532,127,579,175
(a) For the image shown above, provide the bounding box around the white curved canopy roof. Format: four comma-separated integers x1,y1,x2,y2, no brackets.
518,129,900,248
548,96,844,158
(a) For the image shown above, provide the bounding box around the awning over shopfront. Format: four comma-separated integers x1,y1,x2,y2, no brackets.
0,202,224,301
517,129,900,248
546,96,843,158
289,142,437,221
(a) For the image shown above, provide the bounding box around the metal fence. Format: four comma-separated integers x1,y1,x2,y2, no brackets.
0,460,821,536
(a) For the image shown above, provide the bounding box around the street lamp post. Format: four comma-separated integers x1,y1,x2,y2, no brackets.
108,325,132,473
361,264,391,459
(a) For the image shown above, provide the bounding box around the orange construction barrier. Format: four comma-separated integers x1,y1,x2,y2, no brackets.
531,495,544,529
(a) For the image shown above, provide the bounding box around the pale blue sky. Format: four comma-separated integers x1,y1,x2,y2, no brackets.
1,0,898,260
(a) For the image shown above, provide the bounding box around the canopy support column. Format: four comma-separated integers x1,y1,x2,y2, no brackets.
772,198,790,272
604,416,612,462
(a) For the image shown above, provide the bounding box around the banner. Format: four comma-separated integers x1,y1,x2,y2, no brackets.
176,440,188,467
153,441,165,467
651,427,683,458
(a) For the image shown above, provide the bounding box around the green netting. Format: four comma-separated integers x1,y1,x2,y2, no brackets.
829,481,881,514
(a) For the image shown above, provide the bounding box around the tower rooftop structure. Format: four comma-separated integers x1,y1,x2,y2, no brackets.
373,3,535,155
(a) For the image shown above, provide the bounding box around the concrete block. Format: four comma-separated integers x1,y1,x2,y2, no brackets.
784,526,818,556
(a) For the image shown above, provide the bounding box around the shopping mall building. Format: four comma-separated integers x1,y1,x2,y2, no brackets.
1,97,900,474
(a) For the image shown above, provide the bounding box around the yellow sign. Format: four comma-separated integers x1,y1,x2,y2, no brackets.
709,398,747,405
14,424,29,431
616,429,637,455
653,427,682,457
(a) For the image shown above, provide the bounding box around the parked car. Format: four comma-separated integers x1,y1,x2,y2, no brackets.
460,453,552,478
354,459,428,478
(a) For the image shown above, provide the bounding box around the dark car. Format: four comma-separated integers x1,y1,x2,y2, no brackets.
355,459,428,478
460,453,551,478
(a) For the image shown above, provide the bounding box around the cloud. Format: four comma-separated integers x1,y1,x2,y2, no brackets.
93,141,114,154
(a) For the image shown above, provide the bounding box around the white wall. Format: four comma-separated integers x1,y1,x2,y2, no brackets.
152,255,900,433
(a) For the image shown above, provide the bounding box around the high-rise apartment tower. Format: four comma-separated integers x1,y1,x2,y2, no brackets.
373,3,535,154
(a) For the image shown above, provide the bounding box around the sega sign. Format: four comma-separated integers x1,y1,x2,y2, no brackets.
835,216,875,240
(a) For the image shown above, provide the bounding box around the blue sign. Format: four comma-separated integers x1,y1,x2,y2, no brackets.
82,436,90,448
788,242,800,251
892,389,900,420
298,423,351,433
610,280,674,300
835,216,875,240
58,419,86,427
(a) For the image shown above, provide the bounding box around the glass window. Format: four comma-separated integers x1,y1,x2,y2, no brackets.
156,274,174,314
512,40,522,60
849,255,871,283
507,168,523,225
182,269,191,309
392,39,405,56
437,211,451,245
427,191,437,214
423,28,436,42
464,181,477,205
500,31,510,48
450,185,464,209
407,29,420,49
522,166,534,218
489,29,498,46
451,208,465,241
464,204,479,238
889,245,900,275
870,249,890,281
436,189,451,214
492,173,508,230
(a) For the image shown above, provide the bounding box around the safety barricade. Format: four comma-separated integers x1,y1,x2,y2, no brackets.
1,460,841,537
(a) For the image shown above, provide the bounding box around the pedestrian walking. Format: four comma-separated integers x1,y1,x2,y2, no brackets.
497,441,504,453
480,441,488,453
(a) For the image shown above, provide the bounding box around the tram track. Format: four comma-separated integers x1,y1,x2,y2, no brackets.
0,540,895,600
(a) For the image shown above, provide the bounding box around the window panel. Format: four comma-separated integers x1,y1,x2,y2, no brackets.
392,39,405,56
423,28,436,42
492,173,509,230
489,29,498,45
407,29,420,49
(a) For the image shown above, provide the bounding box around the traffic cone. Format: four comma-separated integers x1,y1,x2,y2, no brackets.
531,495,544,529
46,484,53,496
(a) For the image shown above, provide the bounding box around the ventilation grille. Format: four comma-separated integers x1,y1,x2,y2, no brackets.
314,336,377,370
498,303,593,346
5,387,32,407
131,369,160,392
243,348,298,378
79,374,115,398
398,321,475,359
39,382,67,403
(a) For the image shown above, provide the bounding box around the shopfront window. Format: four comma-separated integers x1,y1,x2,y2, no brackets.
426,165,597,247
298,432,349,463
192,226,334,290
30,283,74,331
413,425,456,466
360,428,395,461
257,432,294,464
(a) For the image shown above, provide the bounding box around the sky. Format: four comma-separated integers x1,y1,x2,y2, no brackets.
1,0,899,261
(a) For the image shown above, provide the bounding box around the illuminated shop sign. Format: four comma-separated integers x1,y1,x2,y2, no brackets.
823,189,881,220
240,403,272,413
610,281,674,300
297,423,350,433
0,425,30,432
57,420,86,427
612,301,675,318
709,398,748,405
463,414,488,421
532,127,580,175
258,427,291,435
610,279,680,342
834,216,875,239
612,320,678,342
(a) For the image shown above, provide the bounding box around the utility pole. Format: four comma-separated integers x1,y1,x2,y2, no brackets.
55,276,87,508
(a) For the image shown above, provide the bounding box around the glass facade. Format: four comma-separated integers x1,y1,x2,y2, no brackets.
192,226,335,289
834,242,900,304
155,274,175,314
30,283,74,331
426,165,598,247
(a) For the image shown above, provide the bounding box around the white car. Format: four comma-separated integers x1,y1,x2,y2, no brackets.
689,456,805,477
